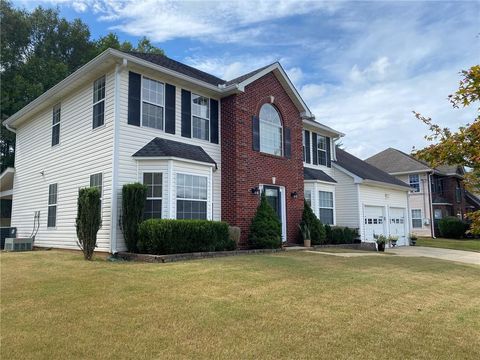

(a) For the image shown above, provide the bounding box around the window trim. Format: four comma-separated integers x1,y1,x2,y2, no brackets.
316,134,327,166
302,131,307,162
304,189,312,207
409,174,420,193
142,171,164,219
411,208,422,228
52,103,61,147
92,75,106,129
47,183,58,229
259,103,283,156
140,75,166,131
318,190,334,225
191,93,211,142
175,172,209,220
89,173,103,221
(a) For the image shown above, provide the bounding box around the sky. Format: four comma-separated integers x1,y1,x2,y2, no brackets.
13,0,480,159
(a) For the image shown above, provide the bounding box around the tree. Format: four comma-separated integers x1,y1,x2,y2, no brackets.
248,194,282,249
413,65,480,234
301,200,326,245
122,183,147,253
76,187,102,260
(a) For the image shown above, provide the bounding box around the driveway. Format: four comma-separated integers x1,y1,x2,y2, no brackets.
387,246,480,265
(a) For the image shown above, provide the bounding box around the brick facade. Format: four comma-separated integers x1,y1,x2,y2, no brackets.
221,72,304,246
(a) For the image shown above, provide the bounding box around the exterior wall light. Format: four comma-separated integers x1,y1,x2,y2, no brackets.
291,191,298,199
250,187,261,195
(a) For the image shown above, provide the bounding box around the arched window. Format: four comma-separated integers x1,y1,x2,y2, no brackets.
259,103,282,156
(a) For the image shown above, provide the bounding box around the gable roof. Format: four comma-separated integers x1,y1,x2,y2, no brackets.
304,168,337,183
365,147,431,174
133,137,216,166
335,148,410,189
435,165,464,177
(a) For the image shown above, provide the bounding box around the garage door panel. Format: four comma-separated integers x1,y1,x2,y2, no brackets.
389,207,407,246
364,206,385,241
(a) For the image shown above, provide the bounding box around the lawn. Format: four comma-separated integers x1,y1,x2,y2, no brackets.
1,250,479,359
417,237,480,252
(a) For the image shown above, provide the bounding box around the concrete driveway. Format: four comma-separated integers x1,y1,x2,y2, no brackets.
387,246,480,265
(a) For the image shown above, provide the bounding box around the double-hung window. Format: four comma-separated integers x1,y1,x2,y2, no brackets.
52,104,61,146
317,135,327,166
143,173,162,219
411,209,422,228
304,190,312,207
47,183,57,228
319,191,334,225
90,173,103,214
302,131,307,162
142,77,164,130
409,174,420,192
192,94,210,141
176,173,208,220
93,75,106,129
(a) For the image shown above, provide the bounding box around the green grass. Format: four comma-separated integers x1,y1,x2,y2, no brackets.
1,250,479,359
417,237,480,252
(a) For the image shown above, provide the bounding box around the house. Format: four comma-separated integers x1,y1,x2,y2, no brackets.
4,48,410,252
366,148,474,237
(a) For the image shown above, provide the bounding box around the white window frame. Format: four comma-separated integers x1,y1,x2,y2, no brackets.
317,134,327,166
411,209,422,228
92,75,106,129
259,103,283,156
52,103,61,147
175,172,209,220
141,76,165,131
47,183,57,228
409,174,420,193
302,131,307,162
191,93,210,142
304,189,312,207
318,190,334,225
142,172,163,219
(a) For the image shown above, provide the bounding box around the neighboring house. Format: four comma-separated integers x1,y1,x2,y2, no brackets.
0,168,14,227
332,148,411,245
366,148,474,237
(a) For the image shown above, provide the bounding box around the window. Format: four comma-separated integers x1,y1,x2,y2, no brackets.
143,173,162,219
455,183,462,203
142,77,164,130
176,173,208,219
318,191,334,225
192,94,210,141
47,183,57,228
431,177,443,194
409,174,420,192
317,135,327,166
304,190,312,207
52,104,61,146
90,173,103,213
411,209,422,228
302,131,307,162
259,103,282,156
434,209,443,220
93,75,106,129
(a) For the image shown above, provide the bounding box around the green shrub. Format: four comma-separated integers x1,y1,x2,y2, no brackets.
75,187,101,260
138,219,233,255
325,224,332,242
343,227,358,244
438,216,468,239
122,183,147,252
248,194,282,249
301,201,326,245
331,227,344,244
325,226,359,244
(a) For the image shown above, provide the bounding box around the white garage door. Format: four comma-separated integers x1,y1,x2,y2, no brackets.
389,207,407,246
364,206,385,241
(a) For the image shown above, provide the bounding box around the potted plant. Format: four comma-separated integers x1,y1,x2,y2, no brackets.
299,222,311,248
374,234,387,252
409,233,417,246
388,235,399,248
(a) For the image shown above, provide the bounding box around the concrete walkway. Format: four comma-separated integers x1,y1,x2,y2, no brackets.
387,246,480,265
306,250,383,257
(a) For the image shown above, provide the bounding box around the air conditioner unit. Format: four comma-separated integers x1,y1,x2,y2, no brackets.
4,237,33,252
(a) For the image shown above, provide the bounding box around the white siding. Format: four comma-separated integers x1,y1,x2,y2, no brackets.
114,67,222,251
11,70,116,251
333,168,360,228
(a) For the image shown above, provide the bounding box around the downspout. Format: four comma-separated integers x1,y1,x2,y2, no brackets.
110,58,127,254
427,172,435,238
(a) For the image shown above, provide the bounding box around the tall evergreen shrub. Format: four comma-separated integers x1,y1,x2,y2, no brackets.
122,183,147,252
76,187,101,260
248,194,282,249
301,201,326,245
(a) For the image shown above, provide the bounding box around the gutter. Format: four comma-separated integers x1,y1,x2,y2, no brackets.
4,123,16,133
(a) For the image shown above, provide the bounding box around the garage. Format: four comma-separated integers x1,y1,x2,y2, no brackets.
364,205,385,241
389,207,408,246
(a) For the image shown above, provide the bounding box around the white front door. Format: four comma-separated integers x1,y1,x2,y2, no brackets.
389,207,407,246
364,206,385,241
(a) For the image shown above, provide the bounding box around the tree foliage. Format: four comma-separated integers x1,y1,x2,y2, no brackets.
248,194,282,249
122,183,147,253
76,187,102,260
413,65,480,233
0,1,164,172
301,200,326,245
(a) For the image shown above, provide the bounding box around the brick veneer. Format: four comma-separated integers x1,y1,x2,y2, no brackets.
221,72,304,246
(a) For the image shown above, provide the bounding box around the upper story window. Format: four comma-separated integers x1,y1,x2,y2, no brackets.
455,182,462,203
143,172,163,219
259,103,282,156
47,183,57,228
317,135,327,166
431,177,443,194
409,174,420,192
192,94,210,141
52,103,61,146
93,75,106,129
142,77,165,130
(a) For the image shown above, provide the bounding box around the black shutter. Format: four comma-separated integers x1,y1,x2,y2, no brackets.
128,72,141,126
252,115,260,151
326,137,332,167
284,128,291,158
312,132,318,165
165,83,176,134
210,99,219,144
304,130,311,163
181,89,191,138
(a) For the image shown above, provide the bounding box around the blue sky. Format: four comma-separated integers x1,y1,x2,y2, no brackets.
14,0,480,158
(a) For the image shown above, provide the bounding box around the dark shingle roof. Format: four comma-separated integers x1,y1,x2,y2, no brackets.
133,138,216,165
224,63,275,85
336,148,410,188
304,168,337,183
365,147,431,173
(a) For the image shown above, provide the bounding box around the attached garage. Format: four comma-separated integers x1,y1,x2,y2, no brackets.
363,205,385,241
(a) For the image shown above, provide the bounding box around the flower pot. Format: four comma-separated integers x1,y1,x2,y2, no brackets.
391,240,397,248
377,243,385,252
304,239,311,248
411,240,416,246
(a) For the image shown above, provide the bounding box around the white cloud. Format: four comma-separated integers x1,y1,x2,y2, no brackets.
285,67,304,87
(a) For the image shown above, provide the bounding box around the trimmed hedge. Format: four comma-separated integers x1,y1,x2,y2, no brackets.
122,182,147,253
248,194,282,249
438,216,468,239
325,226,359,244
138,219,234,255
